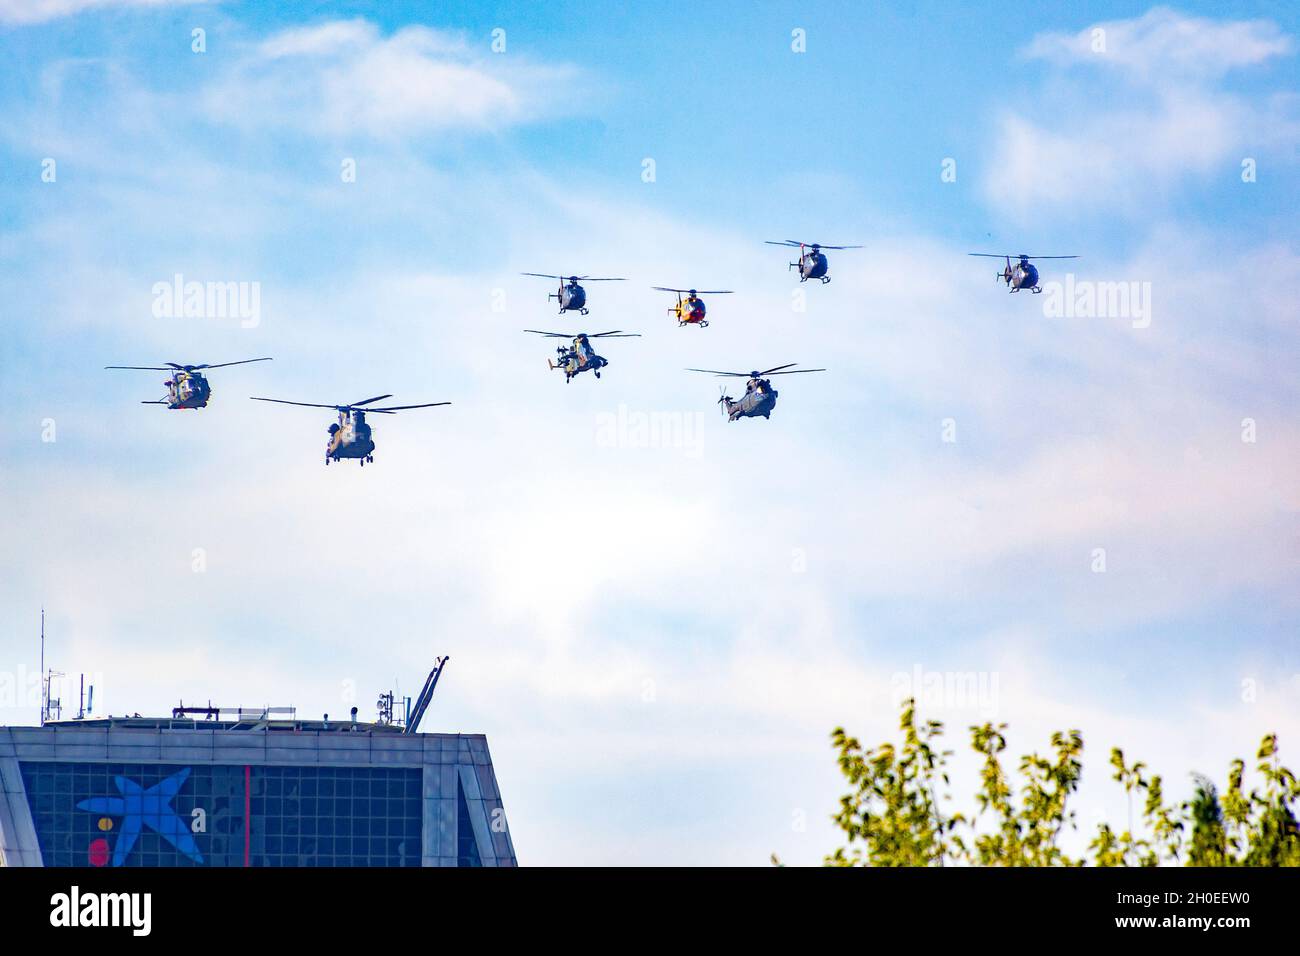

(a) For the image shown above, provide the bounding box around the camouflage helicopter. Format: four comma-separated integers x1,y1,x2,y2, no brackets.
521,273,625,315
105,357,272,409
687,363,825,421
969,253,1078,294
652,287,734,328
765,240,861,283
249,394,450,466
525,330,640,382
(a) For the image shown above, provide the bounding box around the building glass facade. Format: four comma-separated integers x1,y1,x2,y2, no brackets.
20,761,424,868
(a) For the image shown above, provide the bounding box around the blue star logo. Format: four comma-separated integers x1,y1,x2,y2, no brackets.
77,768,204,866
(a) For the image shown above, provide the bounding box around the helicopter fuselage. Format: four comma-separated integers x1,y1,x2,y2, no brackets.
165,372,211,409
553,282,588,314
794,250,830,282
1004,260,1040,292
721,379,778,421
671,295,708,327
326,410,375,462
550,335,608,381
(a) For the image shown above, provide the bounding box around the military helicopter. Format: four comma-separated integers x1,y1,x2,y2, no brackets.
652,287,734,328
765,240,861,283
248,394,450,466
525,330,639,382
105,357,272,409
521,273,625,315
687,363,825,421
968,253,1078,293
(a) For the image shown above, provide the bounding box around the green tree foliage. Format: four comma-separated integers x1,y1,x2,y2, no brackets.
826,699,1300,867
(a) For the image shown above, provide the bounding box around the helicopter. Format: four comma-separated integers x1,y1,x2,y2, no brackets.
968,253,1078,294
521,273,625,315
104,357,272,409
248,394,450,466
652,287,734,328
687,363,825,421
765,240,861,283
525,330,640,383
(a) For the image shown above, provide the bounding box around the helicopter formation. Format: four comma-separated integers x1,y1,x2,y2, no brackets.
105,243,1075,463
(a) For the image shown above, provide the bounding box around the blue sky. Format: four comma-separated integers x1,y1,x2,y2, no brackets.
0,1,1297,865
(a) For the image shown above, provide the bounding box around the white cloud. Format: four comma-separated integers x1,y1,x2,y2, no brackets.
202,20,586,138
985,9,1299,220
0,0,201,26
1024,6,1292,81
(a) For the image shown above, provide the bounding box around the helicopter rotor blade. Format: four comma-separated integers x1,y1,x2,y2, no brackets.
521,272,564,279
767,368,827,376
686,368,752,377
761,363,800,375
350,394,394,407
588,331,640,338
363,402,452,413
249,397,343,410
194,357,273,371
577,277,626,282
524,329,573,338
106,365,171,371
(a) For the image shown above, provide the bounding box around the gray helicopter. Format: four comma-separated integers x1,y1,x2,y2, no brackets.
522,273,625,315
249,394,450,466
765,240,861,283
687,363,826,421
968,253,1078,293
526,330,640,382
105,357,271,409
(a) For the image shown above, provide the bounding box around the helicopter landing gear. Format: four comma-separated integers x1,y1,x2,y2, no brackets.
820,275,831,284
1030,286,1043,294
367,455,374,463
580,307,589,316
326,455,331,466
594,371,601,379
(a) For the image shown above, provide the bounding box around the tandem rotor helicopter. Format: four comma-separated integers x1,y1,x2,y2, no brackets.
969,253,1078,294
525,330,640,382
248,394,450,466
105,357,272,409
765,240,861,283
522,273,625,315
652,287,733,328
687,363,825,421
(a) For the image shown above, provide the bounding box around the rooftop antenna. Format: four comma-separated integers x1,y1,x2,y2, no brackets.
404,657,449,735
40,609,64,725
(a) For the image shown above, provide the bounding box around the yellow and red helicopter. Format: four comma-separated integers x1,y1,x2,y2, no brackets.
105,357,271,409
653,287,733,328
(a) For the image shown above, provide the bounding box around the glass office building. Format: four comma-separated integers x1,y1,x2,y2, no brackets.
0,717,516,868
